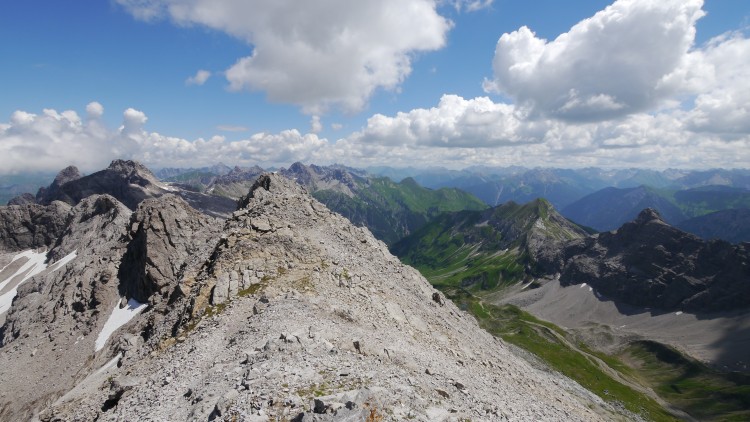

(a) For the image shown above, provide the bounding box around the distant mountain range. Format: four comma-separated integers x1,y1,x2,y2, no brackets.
7,163,750,244
368,165,750,209
0,173,55,205
561,185,750,241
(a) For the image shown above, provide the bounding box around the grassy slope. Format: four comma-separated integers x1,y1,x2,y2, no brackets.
446,290,677,421
392,199,584,292
416,279,750,421
618,341,750,421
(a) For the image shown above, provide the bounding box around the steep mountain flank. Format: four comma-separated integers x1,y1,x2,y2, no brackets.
0,195,133,418
118,195,222,304
542,209,750,312
392,199,589,291
676,208,750,243
0,172,621,421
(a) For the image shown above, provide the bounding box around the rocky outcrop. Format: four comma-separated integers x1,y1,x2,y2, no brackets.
0,188,227,420
0,201,71,252
38,173,617,421
119,194,222,304
548,208,750,312
35,165,82,204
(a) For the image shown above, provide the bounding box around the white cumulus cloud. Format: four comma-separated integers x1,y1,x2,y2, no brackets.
85,102,104,118
680,32,750,136
116,0,452,114
336,90,750,169
484,0,705,122
351,95,530,148
0,104,331,174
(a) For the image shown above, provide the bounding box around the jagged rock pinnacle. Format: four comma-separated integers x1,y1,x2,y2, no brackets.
236,173,307,210
107,159,156,178
53,166,82,186
634,207,663,225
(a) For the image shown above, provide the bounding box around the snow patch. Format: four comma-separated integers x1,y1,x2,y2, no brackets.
579,283,587,289
675,311,683,316
95,299,147,352
48,250,77,272
0,250,48,291
0,250,49,314
95,353,122,375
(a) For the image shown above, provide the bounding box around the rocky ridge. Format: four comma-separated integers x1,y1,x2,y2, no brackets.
0,170,623,421
541,208,750,312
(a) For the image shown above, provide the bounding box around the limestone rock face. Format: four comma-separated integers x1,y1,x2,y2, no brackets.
0,195,131,420
119,194,222,304
548,208,750,312
0,201,71,252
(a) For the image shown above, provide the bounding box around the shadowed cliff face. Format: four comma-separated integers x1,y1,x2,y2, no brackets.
545,208,750,313
118,195,222,304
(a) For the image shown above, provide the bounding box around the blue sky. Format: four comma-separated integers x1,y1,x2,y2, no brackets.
1,0,749,172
